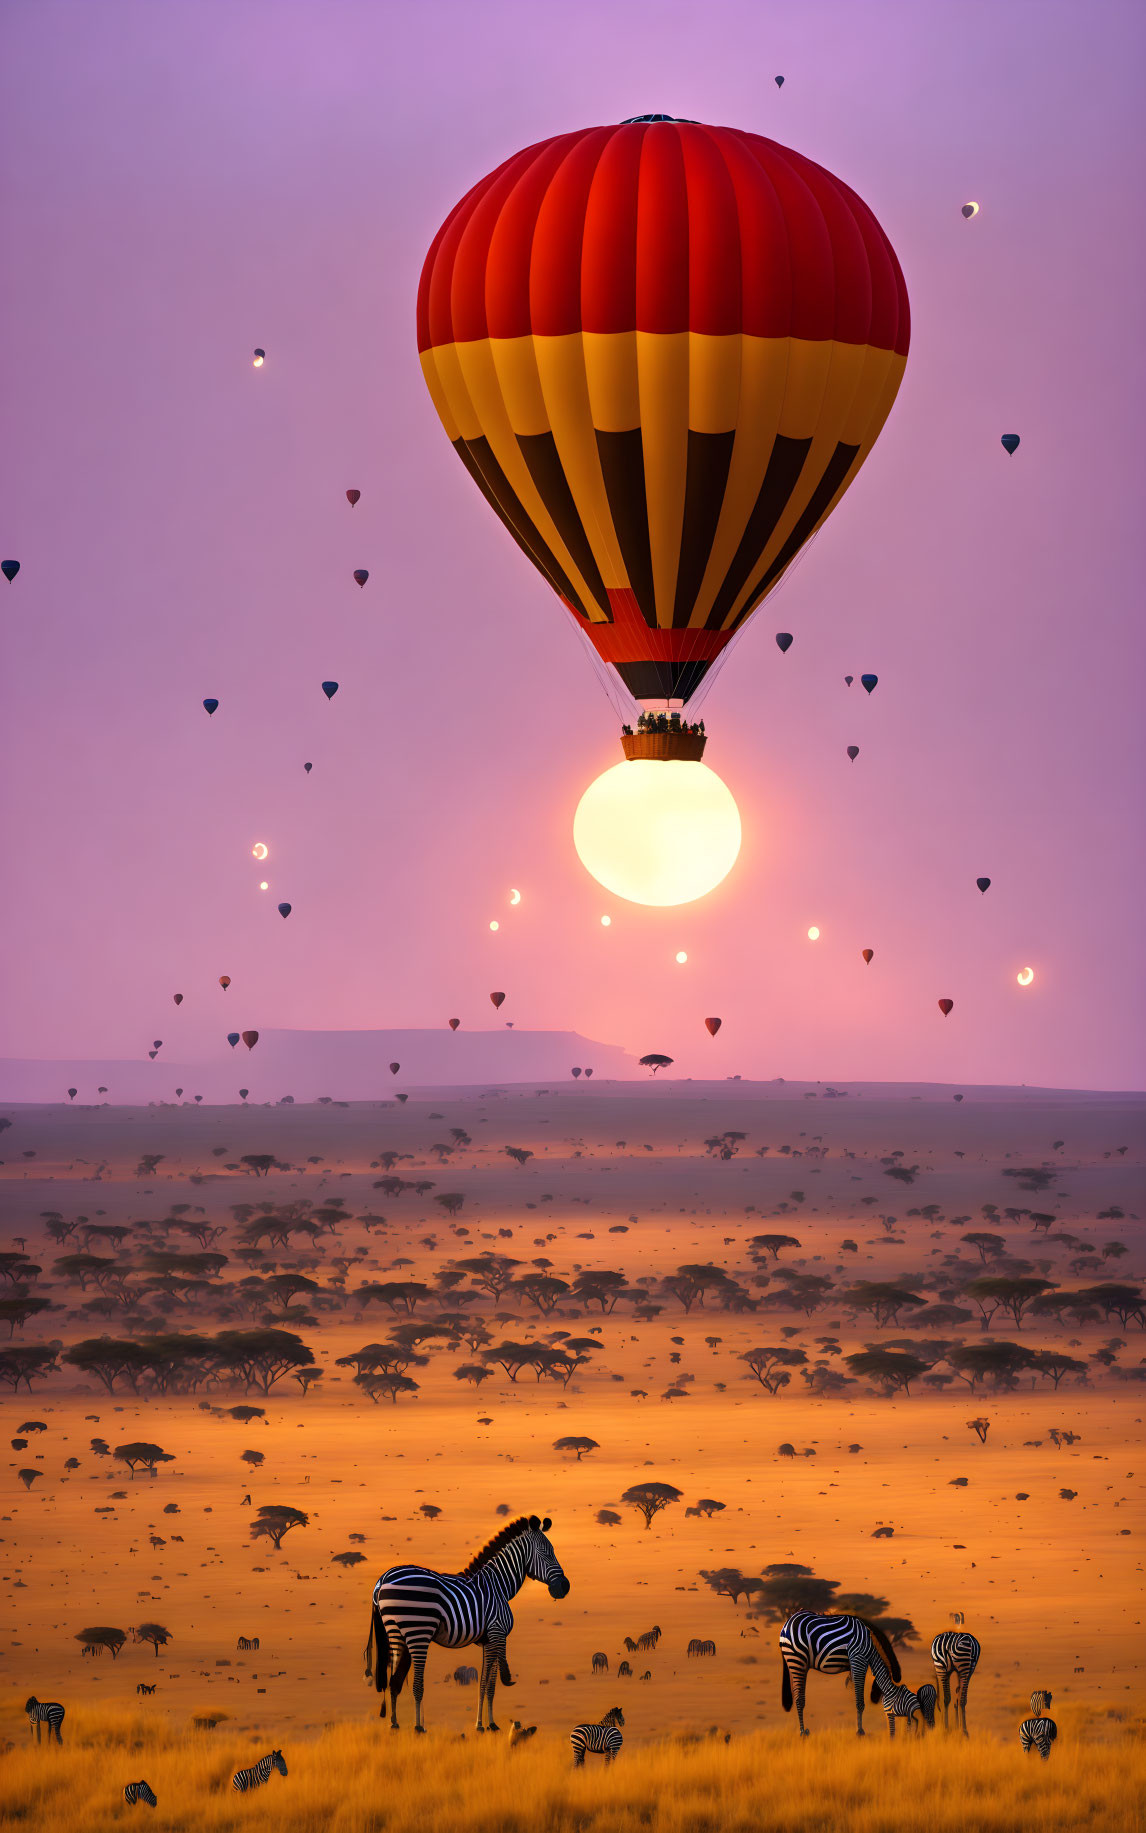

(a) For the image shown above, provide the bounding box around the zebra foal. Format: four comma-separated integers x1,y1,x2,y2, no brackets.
123,1781,157,1807
1020,1717,1058,1759
931,1631,981,1736
25,1698,65,1744
571,1706,624,1765
779,1612,902,1737
1030,1688,1053,1716
232,1750,287,1792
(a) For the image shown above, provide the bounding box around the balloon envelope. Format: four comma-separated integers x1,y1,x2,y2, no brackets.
173,993,183,1005
68,1088,77,1099
321,681,338,699
1001,434,1020,455
571,1066,582,1077
704,1016,722,1037
202,698,219,715
774,74,784,86
346,489,361,506
775,633,794,654
847,745,859,760
938,998,954,1016
976,877,991,893
844,675,853,685
954,1092,964,1100
277,902,291,918
489,991,506,1009
861,673,878,694
862,948,874,964
1,559,20,583
153,1040,162,1049
448,1017,461,1030
961,202,979,218
227,1033,240,1048
389,1062,400,1074
219,976,231,989
242,1031,259,1050
304,761,312,773
239,1089,249,1099
352,569,369,587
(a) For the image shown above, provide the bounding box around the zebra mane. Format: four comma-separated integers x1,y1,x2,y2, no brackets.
461,1516,532,1576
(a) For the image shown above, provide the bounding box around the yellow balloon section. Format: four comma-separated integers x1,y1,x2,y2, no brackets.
1017,966,1035,986
573,761,741,907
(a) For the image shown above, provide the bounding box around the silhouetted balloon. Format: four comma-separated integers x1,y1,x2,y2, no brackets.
490,991,506,1010
227,1033,240,1048
1,560,20,583
353,569,369,587
175,1087,183,1097
396,1092,408,1102
219,976,231,990
775,633,794,654
844,675,853,686
148,1050,158,1059
173,993,183,1005
1001,434,1020,455
953,1092,964,1101
938,998,954,1017
346,489,361,507
389,1062,400,1075
98,1086,107,1094
861,674,878,694
862,949,874,964
252,349,265,365
277,902,291,918
961,202,979,219
847,745,859,761
704,1017,722,1037
153,1040,162,1050
242,1031,259,1050
304,761,312,773
239,1088,249,1099
203,699,219,715
775,74,784,86
448,1018,460,1031
639,1053,674,1073
976,877,991,894
67,1088,77,1100
321,681,338,700
571,1067,582,1078
584,1068,593,1078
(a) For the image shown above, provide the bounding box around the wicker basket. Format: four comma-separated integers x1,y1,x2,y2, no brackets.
621,730,707,762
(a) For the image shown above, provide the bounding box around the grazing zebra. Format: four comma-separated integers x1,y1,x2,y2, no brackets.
1020,1716,1058,1759
123,1781,158,1807
917,1683,938,1728
931,1631,981,1736
136,1683,156,1696
779,1613,902,1737
618,1660,632,1677
877,1683,922,1737
623,1636,638,1654
949,1611,965,1626
237,1636,260,1652
592,1651,609,1674
1030,1688,1053,1716
571,1706,624,1765
25,1698,65,1744
688,1638,717,1658
636,1626,662,1652
640,1670,652,1681
231,1750,287,1793
452,1664,479,1686
365,1513,569,1734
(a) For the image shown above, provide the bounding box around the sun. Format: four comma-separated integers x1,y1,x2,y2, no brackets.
573,760,742,906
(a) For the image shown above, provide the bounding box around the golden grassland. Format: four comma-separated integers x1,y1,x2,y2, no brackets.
3,1700,1145,1833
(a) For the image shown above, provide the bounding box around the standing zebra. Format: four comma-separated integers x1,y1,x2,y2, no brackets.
592,1651,609,1674
1030,1688,1053,1716
123,1781,158,1807
779,1613,902,1737
687,1639,717,1658
136,1683,156,1697
876,1683,923,1737
25,1698,65,1744
231,1750,287,1793
636,1626,662,1652
237,1636,260,1652
917,1683,938,1728
1020,1717,1058,1759
931,1631,981,1736
365,1514,569,1734
570,1705,624,1765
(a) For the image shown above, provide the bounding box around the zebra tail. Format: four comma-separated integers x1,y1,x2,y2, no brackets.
365,1603,389,1692
498,1651,514,1687
867,1621,902,1686
781,1660,792,1712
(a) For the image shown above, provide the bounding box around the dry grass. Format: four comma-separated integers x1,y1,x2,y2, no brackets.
3,1699,1144,1833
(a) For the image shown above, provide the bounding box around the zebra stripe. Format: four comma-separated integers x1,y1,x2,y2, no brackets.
1030,1688,1053,1716
931,1631,981,1736
571,1706,624,1765
917,1682,938,1728
687,1638,716,1658
877,1682,922,1737
231,1750,287,1793
636,1626,662,1651
237,1636,260,1651
123,1781,158,1807
25,1698,65,1744
1020,1716,1057,1759
779,1612,902,1738
366,1514,569,1734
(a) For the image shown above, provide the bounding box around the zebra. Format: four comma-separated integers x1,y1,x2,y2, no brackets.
592,1651,609,1674
623,1636,639,1653
1030,1688,1053,1716
618,1660,632,1677
231,1750,287,1793
779,1612,902,1737
123,1781,158,1807
636,1626,662,1651
688,1638,716,1658
365,1513,569,1734
917,1683,938,1728
931,1631,981,1736
25,1698,65,1744
640,1670,652,1681
136,1683,156,1696
571,1706,624,1765
877,1683,922,1737
1020,1716,1058,1759
237,1636,260,1652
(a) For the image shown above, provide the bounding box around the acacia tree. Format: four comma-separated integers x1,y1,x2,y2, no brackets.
76,1626,127,1659
700,1568,763,1604
964,1277,1055,1330
456,1256,521,1302
842,1284,926,1329
573,1270,629,1312
0,1346,59,1390
740,1345,807,1393
845,1349,932,1396
453,1363,492,1387
356,1371,420,1403
748,1235,802,1260
132,1623,172,1657
621,1481,683,1529
249,1504,309,1549
240,1448,265,1470
553,1436,599,1460
114,1441,175,1478
966,1417,990,1443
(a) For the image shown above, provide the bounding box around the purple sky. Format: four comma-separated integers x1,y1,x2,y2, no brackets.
2,0,1143,1089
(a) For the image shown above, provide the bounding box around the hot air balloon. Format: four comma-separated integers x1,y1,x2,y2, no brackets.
67,1088,77,1100
1001,434,1020,455
976,877,991,894
173,993,183,1005
219,976,231,990
98,1085,107,1093
227,1033,240,1048
242,1031,259,1050
239,1088,249,1100
148,1050,158,1059
844,675,853,685
352,569,369,587
175,1087,183,1097
346,489,361,506
389,1062,400,1074
861,673,878,694
448,1017,461,1030
938,998,954,1017
862,948,874,964
775,633,794,654
1,560,19,583
571,1066,582,1077
277,902,292,918
153,1039,162,1049
584,1067,593,1077
490,991,506,1010
304,761,313,773
775,74,784,87
252,349,265,366
396,1092,408,1102
704,1016,722,1037
639,1053,674,1074
847,745,859,761
418,118,909,721
321,681,339,700
203,698,219,716
961,202,979,219
953,1092,964,1101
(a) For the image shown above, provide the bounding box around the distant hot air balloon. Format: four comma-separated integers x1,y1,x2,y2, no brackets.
953,1092,964,1101
571,1066,582,1078
1,560,20,583
203,698,219,716
961,202,979,219
1001,434,1020,455
175,1087,183,1097
173,993,183,1005
153,1039,162,1050
844,675,853,686
242,1031,259,1050
67,1088,77,1101
352,569,369,588
98,1085,107,1093
639,1053,674,1074
490,991,506,1010
704,1017,722,1037
396,1092,408,1102
346,489,361,507
847,745,859,761
775,633,794,654
277,902,292,918
304,761,312,773
862,948,874,964
321,681,339,700
389,1062,400,1075
448,1018,461,1030
584,1068,593,1078
252,349,265,366
148,1050,158,1059
861,673,878,694
227,1033,240,1048
976,877,991,894
219,976,231,990
239,1088,249,1100
938,998,954,1017
775,74,784,87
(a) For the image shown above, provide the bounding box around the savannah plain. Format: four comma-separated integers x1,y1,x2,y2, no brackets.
2,1080,1144,1829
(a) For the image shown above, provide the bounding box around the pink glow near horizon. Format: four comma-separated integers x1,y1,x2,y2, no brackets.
1,0,1143,1089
